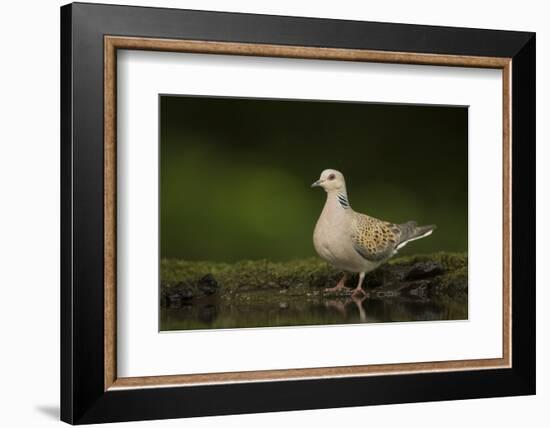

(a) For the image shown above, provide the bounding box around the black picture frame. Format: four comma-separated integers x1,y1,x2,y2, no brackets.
61,2,535,424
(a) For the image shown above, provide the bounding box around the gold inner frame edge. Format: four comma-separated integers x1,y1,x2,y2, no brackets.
104,36,512,391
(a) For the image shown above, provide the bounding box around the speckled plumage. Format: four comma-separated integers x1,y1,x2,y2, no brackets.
311,169,436,294
351,214,435,262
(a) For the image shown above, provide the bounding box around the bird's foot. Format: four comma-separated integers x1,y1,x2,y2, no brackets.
351,292,367,303
351,287,366,297
324,284,348,293
324,275,348,293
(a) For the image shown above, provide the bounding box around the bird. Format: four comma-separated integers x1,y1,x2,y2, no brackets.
311,169,436,296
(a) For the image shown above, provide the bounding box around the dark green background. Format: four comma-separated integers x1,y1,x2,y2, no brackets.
160,95,468,262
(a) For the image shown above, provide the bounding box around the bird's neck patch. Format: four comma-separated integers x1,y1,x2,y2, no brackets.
337,193,350,209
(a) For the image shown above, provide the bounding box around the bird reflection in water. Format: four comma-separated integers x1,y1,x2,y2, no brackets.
324,294,374,323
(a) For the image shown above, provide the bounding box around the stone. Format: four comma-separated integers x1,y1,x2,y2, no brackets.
179,287,194,300
405,261,444,280
168,293,182,307
198,273,219,295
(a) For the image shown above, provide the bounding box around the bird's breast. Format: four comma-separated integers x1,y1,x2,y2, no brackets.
313,205,360,271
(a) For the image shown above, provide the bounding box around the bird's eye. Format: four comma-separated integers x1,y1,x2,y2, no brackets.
328,174,336,180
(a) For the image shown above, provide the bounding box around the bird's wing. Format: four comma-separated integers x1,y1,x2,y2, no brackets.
395,221,436,250
351,212,401,262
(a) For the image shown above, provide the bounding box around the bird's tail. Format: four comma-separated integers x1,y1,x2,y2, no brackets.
396,222,436,249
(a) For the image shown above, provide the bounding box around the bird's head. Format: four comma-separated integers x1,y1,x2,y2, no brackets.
311,169,346,192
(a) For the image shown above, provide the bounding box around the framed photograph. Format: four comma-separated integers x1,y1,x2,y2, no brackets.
61,2,535,424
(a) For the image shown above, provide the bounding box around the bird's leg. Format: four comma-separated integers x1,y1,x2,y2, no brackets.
325,273,348,293
352,272,367,297
351,293,367,322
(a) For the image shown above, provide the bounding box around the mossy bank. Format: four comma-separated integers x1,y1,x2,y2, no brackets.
161,252,467,307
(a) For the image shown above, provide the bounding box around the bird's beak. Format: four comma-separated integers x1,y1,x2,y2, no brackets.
311,180,322,188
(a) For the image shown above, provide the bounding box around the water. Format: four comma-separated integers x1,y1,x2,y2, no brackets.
160,293,467,331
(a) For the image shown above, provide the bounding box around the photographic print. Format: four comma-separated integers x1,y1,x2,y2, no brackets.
61,7,534,422
160,95,468,331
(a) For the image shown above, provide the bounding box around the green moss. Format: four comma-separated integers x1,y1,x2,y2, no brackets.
388,251,467,270
161,257,340,292
432,265,468,294
161,252,467,298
